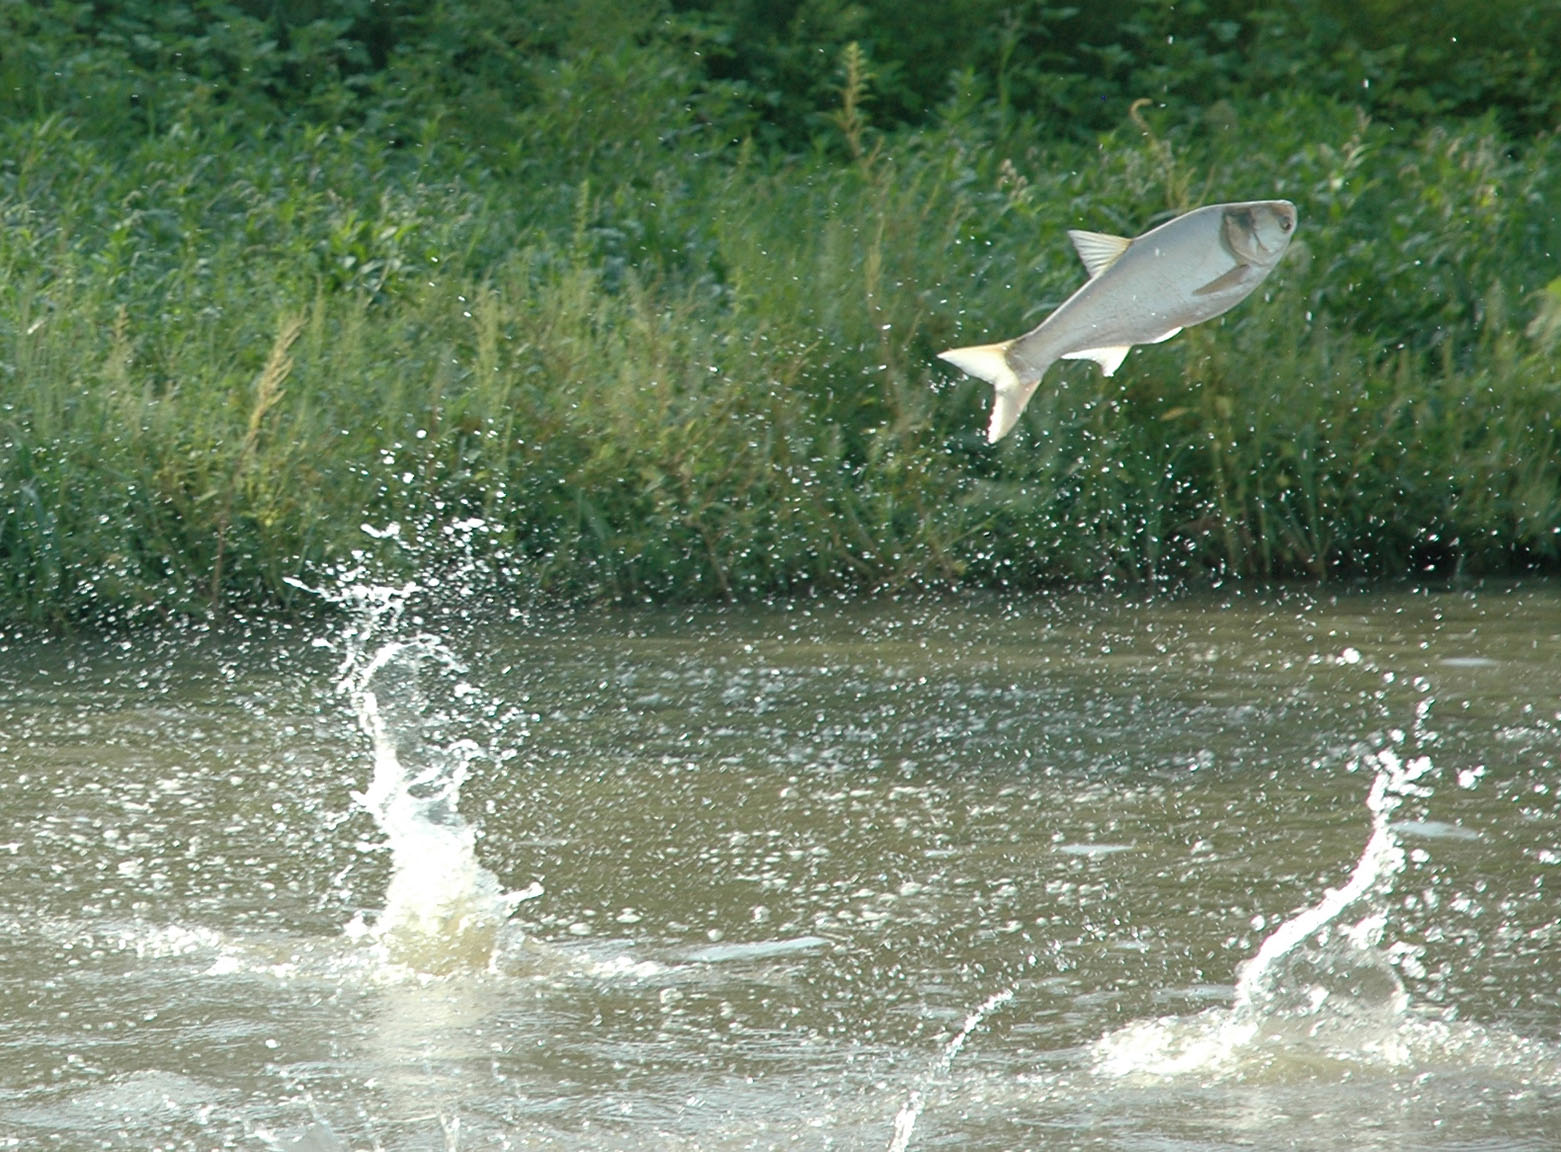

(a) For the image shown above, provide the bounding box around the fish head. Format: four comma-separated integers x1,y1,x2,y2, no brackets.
1220,200,1297,268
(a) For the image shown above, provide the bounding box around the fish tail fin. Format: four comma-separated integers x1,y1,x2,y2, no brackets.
937,341,1042,443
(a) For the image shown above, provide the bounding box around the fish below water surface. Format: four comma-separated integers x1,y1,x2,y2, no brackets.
940,200,1297,442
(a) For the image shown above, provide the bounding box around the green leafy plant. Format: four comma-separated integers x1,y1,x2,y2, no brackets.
0,2,1558,624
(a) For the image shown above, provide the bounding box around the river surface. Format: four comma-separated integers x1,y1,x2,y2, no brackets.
2,580,1559,1150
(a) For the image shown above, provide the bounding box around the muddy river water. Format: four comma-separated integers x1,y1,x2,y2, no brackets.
2,580,1558,1149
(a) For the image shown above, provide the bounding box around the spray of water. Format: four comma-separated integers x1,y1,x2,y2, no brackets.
1230,738,1432,1018
1093,691,1440,1079
886,987,1014,1152
345,638,523,973
293,566,538,975
883,689,1446,1141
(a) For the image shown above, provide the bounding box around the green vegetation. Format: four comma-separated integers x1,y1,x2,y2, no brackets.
2,0,1559,623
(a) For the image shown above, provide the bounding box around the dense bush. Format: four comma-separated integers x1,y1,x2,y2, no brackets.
0,1,1558,623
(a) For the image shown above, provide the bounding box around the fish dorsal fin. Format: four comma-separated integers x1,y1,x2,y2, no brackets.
1067,230,1133,279
1061,344,1134,376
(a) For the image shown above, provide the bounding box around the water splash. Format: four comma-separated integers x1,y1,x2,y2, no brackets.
1230,735,1433,1018
1094,698,1443,1081
345,638,529,974
300,569,538,975
887,987,1014,1152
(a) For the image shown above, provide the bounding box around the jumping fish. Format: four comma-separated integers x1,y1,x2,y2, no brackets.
939,200,1297,442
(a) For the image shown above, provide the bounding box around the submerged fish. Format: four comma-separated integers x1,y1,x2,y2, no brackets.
940,200,1297,442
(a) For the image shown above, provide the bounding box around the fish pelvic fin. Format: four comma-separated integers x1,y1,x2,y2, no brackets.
938,340,1042,443
1060,344,1135,376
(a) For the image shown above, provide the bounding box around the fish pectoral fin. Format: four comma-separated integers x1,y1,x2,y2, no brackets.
1192,263,1253,296
938,341,1042,443
1061,344,1134,377
1067,230,1134,279
1144,326,1182,345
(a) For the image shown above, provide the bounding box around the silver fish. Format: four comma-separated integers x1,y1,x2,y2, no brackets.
940,200,1298,442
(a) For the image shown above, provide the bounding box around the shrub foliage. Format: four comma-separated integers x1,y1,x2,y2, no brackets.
1,1,1559,621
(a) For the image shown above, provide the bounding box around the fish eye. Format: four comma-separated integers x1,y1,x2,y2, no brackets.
1279,217,1292,232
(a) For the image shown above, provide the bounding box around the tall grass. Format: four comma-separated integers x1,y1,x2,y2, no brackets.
1,33,1559,624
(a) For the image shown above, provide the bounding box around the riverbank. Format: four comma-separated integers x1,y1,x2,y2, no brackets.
2,4,1558,624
